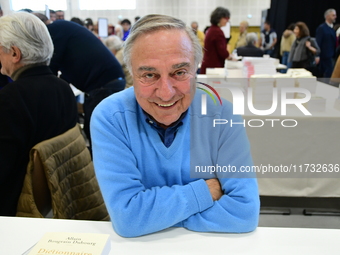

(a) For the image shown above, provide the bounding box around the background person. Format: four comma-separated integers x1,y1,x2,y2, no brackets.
200,7,231,74
316,8,337,78
121,19,131,41
45,19,125,147
104,35,133,88
56,10,65,20
289,22,320,69
49,9,56,22
91,14,259,238
235,20,249,49
259,20,277,56
191,21,205,49
280,23,296,71
236,32,264,57
0,12,78,216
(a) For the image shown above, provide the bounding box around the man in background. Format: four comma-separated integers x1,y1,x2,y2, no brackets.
49,9,56,21
0,13,77,216
46,19,125,146
33,13,125,147
259,20,277,57
237,32,264,57
235,20,249,49
56,10,65,20
316,8,337,78
191,21,205,49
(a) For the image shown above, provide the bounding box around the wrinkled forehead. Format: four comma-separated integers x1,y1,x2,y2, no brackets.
132,28,193,52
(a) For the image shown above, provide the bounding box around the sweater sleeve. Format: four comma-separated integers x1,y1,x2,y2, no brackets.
182,107,260,233
91,104,214,238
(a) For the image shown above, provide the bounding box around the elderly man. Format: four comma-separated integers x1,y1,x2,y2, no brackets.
316,8,337,78
0,12,78,216
91,14,259,237
191,21,205,48
235,20,249,49
236,32,264,57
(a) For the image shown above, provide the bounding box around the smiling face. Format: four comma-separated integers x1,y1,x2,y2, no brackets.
131,29,196,128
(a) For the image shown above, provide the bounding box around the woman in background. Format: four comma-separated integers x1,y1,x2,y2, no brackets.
288,22,320,69
200,7,230,74
280,23,296,71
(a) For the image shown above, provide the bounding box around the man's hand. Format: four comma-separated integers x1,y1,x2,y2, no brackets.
205,178,223,201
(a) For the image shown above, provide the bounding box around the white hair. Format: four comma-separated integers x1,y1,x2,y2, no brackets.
123,14,203,74
246,32,258,45
324,9,336,19
0,12,53,65
104,35,123,52
114,24,124,40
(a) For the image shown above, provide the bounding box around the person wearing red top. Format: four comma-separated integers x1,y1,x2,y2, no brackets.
200,7,230,74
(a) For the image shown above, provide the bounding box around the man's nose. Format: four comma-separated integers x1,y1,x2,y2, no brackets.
156,77,176,101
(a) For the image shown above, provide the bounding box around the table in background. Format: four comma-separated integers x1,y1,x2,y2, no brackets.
197,71,340,199
244,82,340,198
1,217,339,255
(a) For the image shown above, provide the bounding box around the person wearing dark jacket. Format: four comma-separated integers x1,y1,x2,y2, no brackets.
289,22,320,69
200,7,230,74
236,33,264,57
316,9,337,78
46,20,125,144
0,13,78,216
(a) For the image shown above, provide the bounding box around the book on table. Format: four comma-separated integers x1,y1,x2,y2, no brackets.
27,232,111,255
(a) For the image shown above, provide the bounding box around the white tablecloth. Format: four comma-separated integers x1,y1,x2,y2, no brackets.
1,217,339,255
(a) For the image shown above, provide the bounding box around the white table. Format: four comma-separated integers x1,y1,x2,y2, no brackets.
1,216,339,255
244,82,340,197
197,71,340,198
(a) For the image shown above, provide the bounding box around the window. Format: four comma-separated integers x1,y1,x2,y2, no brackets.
11,0,67,11
79,0,136,10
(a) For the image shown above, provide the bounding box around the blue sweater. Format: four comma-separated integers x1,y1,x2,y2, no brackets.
91,87,260,237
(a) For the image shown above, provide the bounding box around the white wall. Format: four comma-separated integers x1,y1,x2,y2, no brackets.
1,0,270,28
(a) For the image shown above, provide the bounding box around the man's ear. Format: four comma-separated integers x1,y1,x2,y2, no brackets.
11,46,22,63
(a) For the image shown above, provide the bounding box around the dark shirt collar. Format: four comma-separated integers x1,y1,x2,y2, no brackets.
143,109,188,148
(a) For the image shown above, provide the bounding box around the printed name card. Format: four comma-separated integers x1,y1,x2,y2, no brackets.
28,232,110,255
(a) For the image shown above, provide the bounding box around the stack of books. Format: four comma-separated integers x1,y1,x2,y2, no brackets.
242,57,277,78
249,74,275,105
272,73,296,99
295,76,317,95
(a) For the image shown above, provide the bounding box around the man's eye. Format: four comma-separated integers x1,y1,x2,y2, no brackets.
173,70,188,80
139,73,159,86
145,73,156,79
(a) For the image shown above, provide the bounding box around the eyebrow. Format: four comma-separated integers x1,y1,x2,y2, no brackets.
172,62,190,69
137,62,191,72
138,66,157,72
